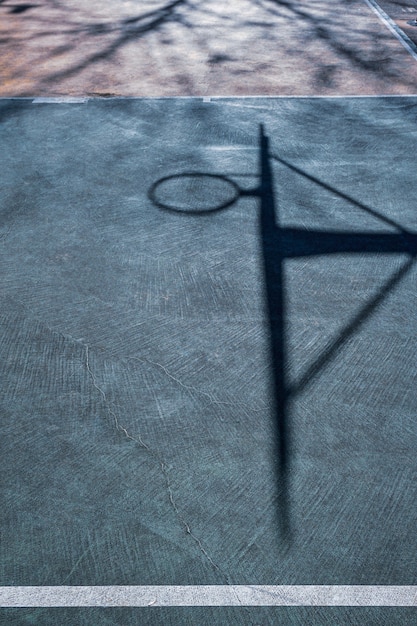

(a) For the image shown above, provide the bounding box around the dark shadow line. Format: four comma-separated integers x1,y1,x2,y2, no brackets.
148,122,416,543
122,0,186,25
260,125,416,540
259,124,290,538
260,0,407,80
281,228,417,258
9,4,39,13
42,0,188,84
270,153,409,234
288,256,416,399
148,172,240,214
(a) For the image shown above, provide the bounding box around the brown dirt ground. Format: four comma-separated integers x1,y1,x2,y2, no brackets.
1,0,417,96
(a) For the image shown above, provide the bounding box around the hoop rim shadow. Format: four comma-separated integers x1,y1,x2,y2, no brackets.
148,172,241,215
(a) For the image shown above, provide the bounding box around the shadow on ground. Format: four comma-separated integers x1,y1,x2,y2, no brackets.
1,0,417,95
149,122,417,539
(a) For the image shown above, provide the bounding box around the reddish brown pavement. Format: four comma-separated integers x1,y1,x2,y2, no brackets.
1,0,417,97
372,0,417,47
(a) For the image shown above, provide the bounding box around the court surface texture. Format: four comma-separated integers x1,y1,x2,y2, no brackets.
1,94,417,625
1,1,417,626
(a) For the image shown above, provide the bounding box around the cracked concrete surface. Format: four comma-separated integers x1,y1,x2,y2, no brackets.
1,96,417,624
84,345,232,584
2,4,417,626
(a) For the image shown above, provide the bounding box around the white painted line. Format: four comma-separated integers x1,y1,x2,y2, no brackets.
32,97,89,104
1,586,417,607
2,95,417,103
364,0,417,61
208,94,417,101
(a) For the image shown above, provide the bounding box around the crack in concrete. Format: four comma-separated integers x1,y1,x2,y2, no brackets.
0,226,12,241
4,299,252,594
60,529,104,585
84,345,232,584
130,355,232,406
85,345,140,444
129,355,266,415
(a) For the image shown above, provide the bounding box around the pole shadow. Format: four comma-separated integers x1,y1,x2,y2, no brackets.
149,123,417,542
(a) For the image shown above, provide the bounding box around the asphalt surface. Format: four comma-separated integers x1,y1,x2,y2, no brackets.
1,0,417,96
1,96,417,624
374,0,417,46
2,0,417,624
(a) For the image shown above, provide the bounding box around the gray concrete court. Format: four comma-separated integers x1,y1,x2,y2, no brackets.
1,96,417,624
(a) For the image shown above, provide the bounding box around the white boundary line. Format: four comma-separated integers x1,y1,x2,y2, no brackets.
363,0,417,61
1,96,417,102
1,586,417,607
31,97,90,103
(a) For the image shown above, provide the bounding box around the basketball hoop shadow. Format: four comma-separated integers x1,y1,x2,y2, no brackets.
148,124,417,540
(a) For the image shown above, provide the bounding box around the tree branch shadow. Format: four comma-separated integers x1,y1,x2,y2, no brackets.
2,0,417,93
41,0,190,84
256,0,416,84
